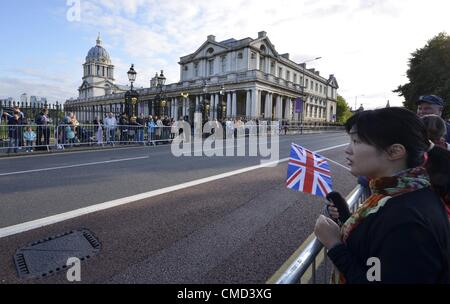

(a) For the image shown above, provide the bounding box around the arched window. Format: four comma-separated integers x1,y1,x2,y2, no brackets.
260,45,266,54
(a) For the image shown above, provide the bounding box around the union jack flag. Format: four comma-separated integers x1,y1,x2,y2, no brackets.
286,143,333,198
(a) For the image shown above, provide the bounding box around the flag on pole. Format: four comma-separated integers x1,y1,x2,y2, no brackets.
286,143,333,198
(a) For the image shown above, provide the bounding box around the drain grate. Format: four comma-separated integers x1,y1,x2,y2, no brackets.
13,229,101,279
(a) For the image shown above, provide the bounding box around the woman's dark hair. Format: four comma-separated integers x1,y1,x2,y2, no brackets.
345,107,450,203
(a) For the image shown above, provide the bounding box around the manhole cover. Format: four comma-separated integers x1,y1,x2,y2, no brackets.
13,229,101,279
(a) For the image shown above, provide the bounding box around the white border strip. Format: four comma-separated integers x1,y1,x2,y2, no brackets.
0,143,348,239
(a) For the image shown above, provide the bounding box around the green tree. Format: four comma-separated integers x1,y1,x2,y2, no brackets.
336,95,352,123
394,32,450,118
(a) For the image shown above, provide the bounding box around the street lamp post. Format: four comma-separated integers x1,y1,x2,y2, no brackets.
202,80,209,123
181,92,189,121
154,70,166,117
125,64,139,120
218,85,225,121
300,57,322,134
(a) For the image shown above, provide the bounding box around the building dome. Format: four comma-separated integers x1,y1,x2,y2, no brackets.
86,34,111,63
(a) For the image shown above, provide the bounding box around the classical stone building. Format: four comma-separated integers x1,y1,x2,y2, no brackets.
65,31,338,123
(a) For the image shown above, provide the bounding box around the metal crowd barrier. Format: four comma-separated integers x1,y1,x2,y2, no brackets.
0,124,56,153
270,185,371,284
56,124,177,148
1,122,343,154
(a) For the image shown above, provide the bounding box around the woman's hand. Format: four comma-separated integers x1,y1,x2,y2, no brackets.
325,201,340,221
314,215,342,250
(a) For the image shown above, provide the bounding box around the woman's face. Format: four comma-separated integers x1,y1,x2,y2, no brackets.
345,131,389,178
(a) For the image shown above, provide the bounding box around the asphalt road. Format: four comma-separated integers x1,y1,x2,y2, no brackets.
0,131,357,284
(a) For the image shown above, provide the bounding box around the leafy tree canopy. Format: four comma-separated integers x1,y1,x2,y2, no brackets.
336,95,352,123
394,32,450,118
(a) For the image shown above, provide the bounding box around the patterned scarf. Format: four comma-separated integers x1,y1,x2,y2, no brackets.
332,167,431,284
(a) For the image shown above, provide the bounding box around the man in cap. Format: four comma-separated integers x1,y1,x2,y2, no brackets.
417,95,450,143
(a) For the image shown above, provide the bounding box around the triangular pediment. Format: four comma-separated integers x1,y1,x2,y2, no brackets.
250,37,278,57
327,75,339,89
190,41,230,61
79,80,90,90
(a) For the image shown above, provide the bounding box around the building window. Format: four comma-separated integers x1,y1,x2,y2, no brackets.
315,83,318,92
237,52,243,59
271,61,275,74
184,65,188,71
194,63,199,77
221,56,227,73
260,56,265,72
209,59,214,75
286,70,290,81
207,47,214,55
251,52,256,59
310,81,313,90
294,74,297,83
278,67,282,78
305,79,309,88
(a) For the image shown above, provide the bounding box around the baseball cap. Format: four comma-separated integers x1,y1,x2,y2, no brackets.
417,95,444,107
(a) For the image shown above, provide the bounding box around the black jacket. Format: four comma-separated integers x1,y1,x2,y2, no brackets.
328,187,450,284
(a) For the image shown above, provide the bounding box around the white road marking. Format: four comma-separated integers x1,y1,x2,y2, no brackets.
0,145,150,160
0,143,349,238
0,156,149,177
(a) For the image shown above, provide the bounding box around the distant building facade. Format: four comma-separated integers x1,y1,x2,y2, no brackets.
78,34,128,99
65,32,338,123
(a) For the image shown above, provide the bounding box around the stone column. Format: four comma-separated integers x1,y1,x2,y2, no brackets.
276,96,283,120
284,98,292,120
195,96,200,112
215,94,220,119
226,92,231,118
232,91,237,117
246,90,251,118
180,98,186,118
251,88,257,118
187,98,191,117
209,94,214,119
257,90,262,118
173,98,178,120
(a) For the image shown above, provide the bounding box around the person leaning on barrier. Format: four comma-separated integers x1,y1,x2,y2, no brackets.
3,111,20,153
14,107,26,148
314,107,450,284
416,95,450,143
104,112,117,145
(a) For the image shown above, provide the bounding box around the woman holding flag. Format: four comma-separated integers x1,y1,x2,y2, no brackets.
314,107,450,284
